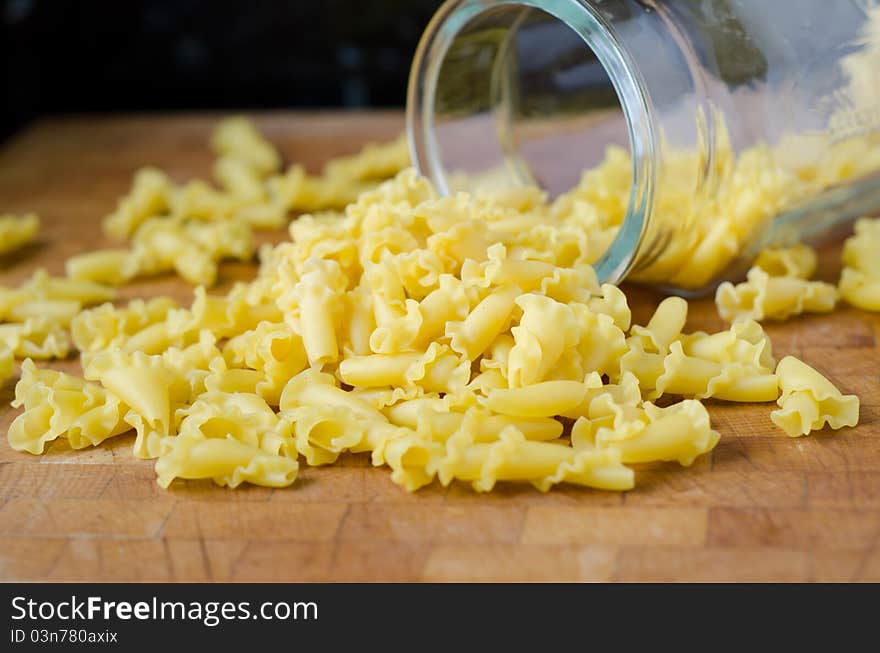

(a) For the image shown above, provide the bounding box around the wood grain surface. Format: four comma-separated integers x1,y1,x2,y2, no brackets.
1,112,878,582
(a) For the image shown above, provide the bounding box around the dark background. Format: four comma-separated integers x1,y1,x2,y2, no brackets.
1,0,441,142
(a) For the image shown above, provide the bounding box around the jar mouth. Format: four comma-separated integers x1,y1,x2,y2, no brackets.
407,0,656,285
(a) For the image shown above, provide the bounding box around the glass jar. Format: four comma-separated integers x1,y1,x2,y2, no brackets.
406,0,880,294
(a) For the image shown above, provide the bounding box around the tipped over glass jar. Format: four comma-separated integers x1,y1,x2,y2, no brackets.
406,0,880,294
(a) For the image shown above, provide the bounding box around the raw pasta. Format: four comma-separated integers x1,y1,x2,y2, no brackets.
715,266,838,322
839,217,880,311
770,356,859,437
8,359,129,454
0,213,39,255
753,243,818,279
4,120,864,496
0,318,71,360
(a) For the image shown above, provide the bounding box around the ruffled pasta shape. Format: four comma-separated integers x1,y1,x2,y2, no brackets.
211,116,282,177
447,284,520,361
754,243,818,279
84,350,192,459
22,268,116,305
507,294,578,387
71,296,179,354
128,215,255,286
839,267,880,311
322,134,410,182
629,296,688,355
571,303,628,380
0,269,115,326
482,380,589,418
65,249,135,285
654,341,778,402
155,392,297,489
386,401,563,444
716,266,838,322
0,318,70,360
770,356,859,437
223,322,308,405
573,399,719,467
279,259,348,365
103,167,174,240
680,318,775,372
839,217,880,311
0,213,39,255
437,426,634,492
8,360,129,454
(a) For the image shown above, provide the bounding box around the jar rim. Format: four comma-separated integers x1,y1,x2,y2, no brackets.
406,0,657,285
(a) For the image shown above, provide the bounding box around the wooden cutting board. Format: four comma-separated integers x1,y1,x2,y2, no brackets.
1,112,878,582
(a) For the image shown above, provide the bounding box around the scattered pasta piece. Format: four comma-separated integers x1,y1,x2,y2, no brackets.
770,356,859,437
753,243,818,279
8,359,129,454
0,318,71,360
211,116,282,177
839,217,880,311
715,266,838,322
66,249,134,285
0,213,39,255
103,168,174,240
155,392,298,489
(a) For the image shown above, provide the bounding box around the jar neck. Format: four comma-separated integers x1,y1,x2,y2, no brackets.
407,0,676,284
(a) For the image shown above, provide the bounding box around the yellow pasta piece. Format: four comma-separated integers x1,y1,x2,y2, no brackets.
72,296,179,354
447,284,520,361
280,259,347,366
84,350,191,459
571,303,628,380
280,368,388,422
0,269,115,326
716,266,838,322
560,371,641,421
22,268,117,305
6,299,81,327
629,296,688,356
210,116,282,177
0,318,70,360
770,356,859,437
155,392,297,488
103,167,174,240
65,248,136,285
587,283,632,331
323,134,411,182
0,213,39,255
839,267,880,311
508,294,578,387
839,217,880,311
128,215,254,286
655,342,778,402
437,426,634,492
574,399,719,467
214,155,266,202
680,318,775,372
223,322,308,406
482,380,588,418
8,359,129,454
754,244,818,279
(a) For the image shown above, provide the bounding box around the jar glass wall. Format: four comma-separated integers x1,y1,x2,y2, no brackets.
407,0,880,294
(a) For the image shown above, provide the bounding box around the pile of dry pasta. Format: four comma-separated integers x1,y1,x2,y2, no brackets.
0,117,873,493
